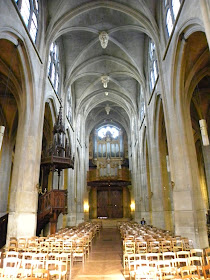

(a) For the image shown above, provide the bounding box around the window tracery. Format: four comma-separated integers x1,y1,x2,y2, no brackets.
48,42,60,94
148,40,158,92
164,0,181,36
139,86,145,121
66,88,73,123
15,0,39,42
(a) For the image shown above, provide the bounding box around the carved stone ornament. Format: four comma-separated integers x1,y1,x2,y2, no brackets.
101,75,109,88
99,31,109,49
105,104,111,115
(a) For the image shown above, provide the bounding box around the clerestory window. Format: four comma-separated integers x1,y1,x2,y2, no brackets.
164,0,181,37
48,42,60,94
66,88,73,123
15,0,39,43
139,86,145,121
148,40,158,92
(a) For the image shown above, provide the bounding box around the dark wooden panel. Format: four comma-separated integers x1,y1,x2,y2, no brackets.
97,189,123,218
110,190,123,218
97,190,108,217
0,213,8,249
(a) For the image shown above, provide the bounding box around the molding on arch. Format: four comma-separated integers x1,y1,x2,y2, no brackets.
0,29,36,115
45,96,58,125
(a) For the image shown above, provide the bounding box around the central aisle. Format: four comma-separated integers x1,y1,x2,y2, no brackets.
71,227,125,279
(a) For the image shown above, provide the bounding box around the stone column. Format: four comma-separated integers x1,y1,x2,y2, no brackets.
202,145,210,204
6,109,41,240
0,134,13,217
167,112,208,248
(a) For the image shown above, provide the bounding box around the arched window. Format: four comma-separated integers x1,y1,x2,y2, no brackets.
15,0,39,42
166,9,173,36
66,88,73,123
48,42,60,94
139,86,145,121
148,40,158,92
164,0,181,37
98,126,119,139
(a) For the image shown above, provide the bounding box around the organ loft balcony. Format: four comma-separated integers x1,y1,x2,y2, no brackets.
87,158,131,187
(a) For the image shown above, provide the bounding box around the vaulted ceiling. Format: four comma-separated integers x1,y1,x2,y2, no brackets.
46,0,159,135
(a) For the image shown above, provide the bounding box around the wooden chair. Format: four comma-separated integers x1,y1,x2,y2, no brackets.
132,266,157,280
39,241,50,254
72,239,86,264
176,251,190,259
190,249,204,258
129,260,150,280
161,240,172,253
159,266,180,280
57,253,68,280
3,257,20,278
182,238,193,251
21,258,34,278
172,240,183,252
149,241,160,253
136,241,147,254
205,248,210,257
180,265,200,279
146,253,161,267
172,257,188,268
17,237,27,252
203,264,210,279
7,239,18,252
31,268,49,280
163,252,176,260
32,253,47,269
5,251,19,258
27,238,38,253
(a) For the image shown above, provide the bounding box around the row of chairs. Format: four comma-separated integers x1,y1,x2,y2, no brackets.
5,222,102,255
119,223,193,253
130,263,210,280
123,249,210,271
123,239,192,254
0,253,68,279
118,222,210,279
0,221,102,279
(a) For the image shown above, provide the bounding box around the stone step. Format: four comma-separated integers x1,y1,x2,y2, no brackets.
91,218,131,228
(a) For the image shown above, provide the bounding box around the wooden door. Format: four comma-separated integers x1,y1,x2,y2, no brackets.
97,189,123,218
97,190,108,217
110,190,123,218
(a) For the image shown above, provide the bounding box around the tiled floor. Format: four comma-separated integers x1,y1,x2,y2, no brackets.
70,227,125,279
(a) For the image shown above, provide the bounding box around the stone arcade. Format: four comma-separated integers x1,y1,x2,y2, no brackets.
0,0,209,249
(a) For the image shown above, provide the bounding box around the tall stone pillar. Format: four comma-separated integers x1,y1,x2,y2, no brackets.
0,135,13,217
6,109,41,240
202,145,210,204
167,113,208,248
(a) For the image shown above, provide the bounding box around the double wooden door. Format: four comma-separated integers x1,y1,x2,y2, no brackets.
97,188,123,218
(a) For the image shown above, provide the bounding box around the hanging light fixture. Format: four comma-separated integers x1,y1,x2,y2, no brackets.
199,119,209,146
105,91,109,96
